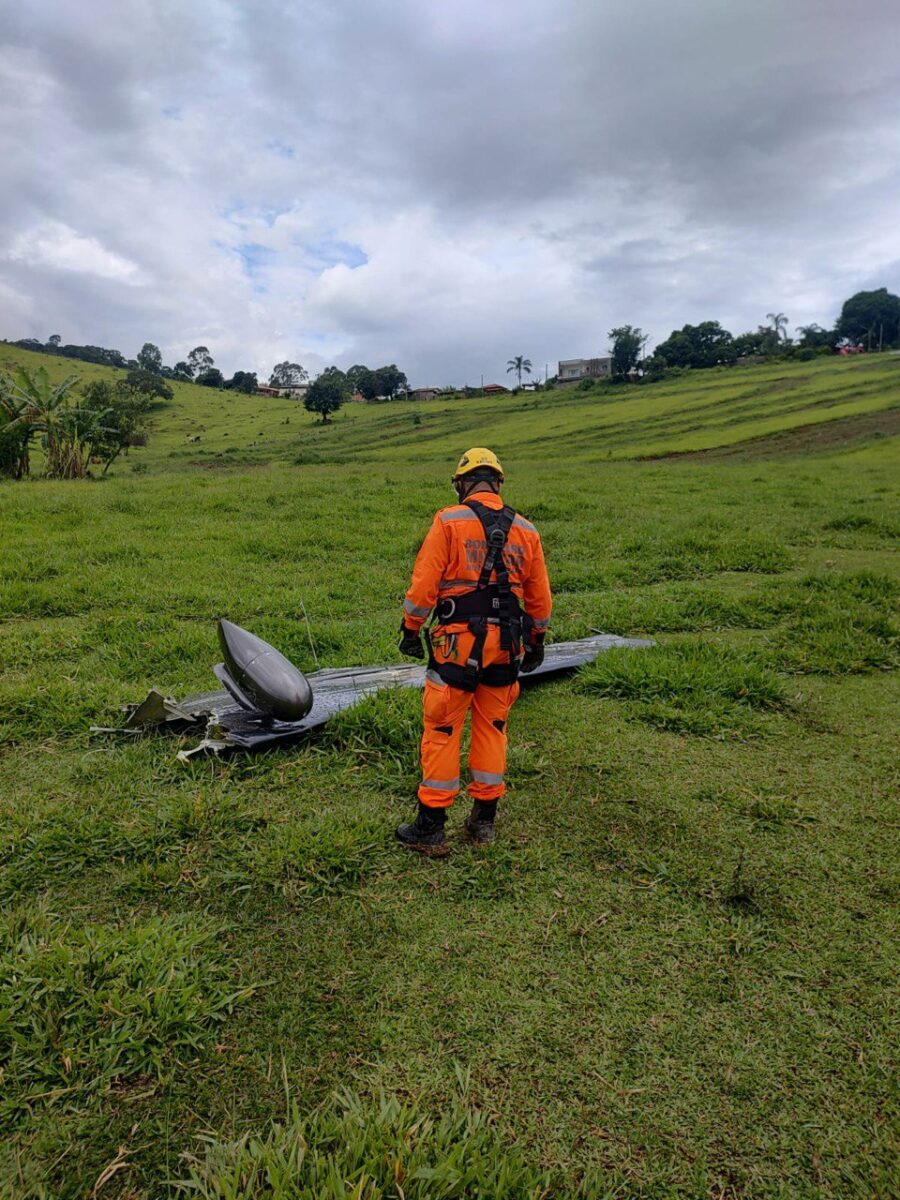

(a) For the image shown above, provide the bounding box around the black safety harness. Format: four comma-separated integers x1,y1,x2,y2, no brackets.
424,499,531,692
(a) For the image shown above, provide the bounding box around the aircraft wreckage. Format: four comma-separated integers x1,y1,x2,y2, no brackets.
95,619,653,761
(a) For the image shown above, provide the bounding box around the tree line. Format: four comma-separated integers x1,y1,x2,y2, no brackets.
298,363,409,423
6,336,413,422
603,288,900,382
8,337,262,393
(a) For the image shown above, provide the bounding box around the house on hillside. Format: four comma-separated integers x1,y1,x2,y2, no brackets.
482,383,510,395
257,383,309,399
557,357,612,385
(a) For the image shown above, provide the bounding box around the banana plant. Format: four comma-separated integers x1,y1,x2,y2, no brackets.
0,366,79,478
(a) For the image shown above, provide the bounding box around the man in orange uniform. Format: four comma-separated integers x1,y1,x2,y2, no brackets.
396,447,552,854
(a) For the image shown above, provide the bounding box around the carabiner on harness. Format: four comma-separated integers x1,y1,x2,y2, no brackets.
435,595,457,622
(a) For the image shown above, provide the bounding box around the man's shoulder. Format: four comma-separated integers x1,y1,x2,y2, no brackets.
434,503,476,524
510,510,538,534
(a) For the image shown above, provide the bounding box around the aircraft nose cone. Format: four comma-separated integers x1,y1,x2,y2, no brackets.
217,619,313,722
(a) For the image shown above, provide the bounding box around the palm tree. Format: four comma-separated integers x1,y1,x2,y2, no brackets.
766,312,789,342
506,356,532,388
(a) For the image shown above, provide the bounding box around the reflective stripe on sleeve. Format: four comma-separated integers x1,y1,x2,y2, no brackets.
422,777,459,791
531,616,550,630
404,598,431,617
471,769,504,785
439,509,476,523
513,515,537,532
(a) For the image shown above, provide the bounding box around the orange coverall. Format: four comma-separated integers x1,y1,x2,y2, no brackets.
402,492,552,808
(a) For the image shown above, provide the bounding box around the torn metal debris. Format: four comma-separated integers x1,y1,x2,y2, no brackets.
93,621,653,760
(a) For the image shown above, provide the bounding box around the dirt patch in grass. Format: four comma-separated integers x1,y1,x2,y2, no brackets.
643,407,900,461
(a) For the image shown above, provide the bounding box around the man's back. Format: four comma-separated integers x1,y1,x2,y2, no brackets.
404,491,551,635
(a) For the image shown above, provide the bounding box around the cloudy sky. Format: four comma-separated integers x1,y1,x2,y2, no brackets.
1,1,899,385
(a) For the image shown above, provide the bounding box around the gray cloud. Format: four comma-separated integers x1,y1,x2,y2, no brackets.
1,0,898,385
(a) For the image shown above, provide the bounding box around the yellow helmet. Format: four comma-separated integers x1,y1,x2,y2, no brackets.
453,447,504,482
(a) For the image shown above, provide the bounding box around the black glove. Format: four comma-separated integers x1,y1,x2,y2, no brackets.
399,621,424,659
519,632,545,674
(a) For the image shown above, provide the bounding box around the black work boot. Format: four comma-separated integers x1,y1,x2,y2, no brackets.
396,802,449,857
465,800,497,845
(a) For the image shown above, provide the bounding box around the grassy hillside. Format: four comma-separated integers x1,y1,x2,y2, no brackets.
0,340,898,1197
3,342,898,474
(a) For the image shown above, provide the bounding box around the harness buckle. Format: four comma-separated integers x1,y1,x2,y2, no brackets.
489,527,506,549
436,596,457,621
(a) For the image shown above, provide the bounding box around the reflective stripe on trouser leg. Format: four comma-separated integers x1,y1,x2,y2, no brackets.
468,680,519,800
418,677,473,807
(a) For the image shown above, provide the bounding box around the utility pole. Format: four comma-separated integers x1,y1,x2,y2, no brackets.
481,373,484,397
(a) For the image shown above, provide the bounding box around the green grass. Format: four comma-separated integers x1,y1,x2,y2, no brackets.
173,1084,552,1199
0,347,898,1196
576,640,791,737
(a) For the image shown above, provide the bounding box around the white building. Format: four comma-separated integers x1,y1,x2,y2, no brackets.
557,357,612,384
257,383,309,399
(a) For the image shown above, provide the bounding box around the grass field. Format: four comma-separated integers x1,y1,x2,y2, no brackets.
1,346,898,1198
3,342,899,471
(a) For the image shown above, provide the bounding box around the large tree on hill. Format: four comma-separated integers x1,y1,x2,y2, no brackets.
609,326,646,379
356,364,408,401
225,371,258,393
837,288,900,348
795,323,833,349
732,329,769,357
655,321,735,369
269,361,308,387
506,355,532,387
123,369,173,401
196,367,225,388
375,364,408,399
304,368,348,423
137,342,163,374
187,346,214,378
356,369,379,401
345,364,371,393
